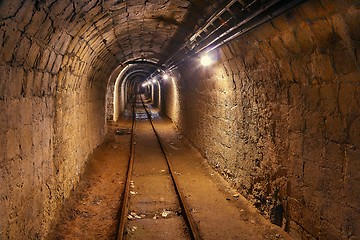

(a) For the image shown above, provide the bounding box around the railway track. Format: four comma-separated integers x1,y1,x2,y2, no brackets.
116,94,200,240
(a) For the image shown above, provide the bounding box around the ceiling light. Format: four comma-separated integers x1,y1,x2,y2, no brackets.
200,54,214,66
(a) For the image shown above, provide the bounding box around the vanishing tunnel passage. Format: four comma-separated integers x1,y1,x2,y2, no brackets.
1,0,360,239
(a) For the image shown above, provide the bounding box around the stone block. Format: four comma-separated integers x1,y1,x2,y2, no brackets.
310,51,335,83
6,67,24,99
288,220,304,240
303,136,325,163
330,14,351,49
0,65,9,98
59,33,73,55
26,41,40,67
303,161,324,191
339,82,356,116
271,14,290,33
320,211,345,239
287,195,304,221
24,70,34,97
281,30,301,54
319,83,338,114
32,71,43,96
324,115,347,143
220,44,234,60
344,7,360,41
333,49,357,74
26,10,47,36
300,0,329,20
0,1,23,19
279,58,294,82
13,0,34,31
289,108,305,132
5,100,20,131
289,84,304,108
1,22,21,62
300,203,321,238
319,0,336,13
269,36,288,58
291,57,311,85
20,98,33,126
345,145,360,180
349,118,360,146
38,49,50,70
310,18,335,49
306,113,326,138
15,36,31,65
258,40,277,62
342,208,360,238
35,16,54,42
294,22,316,53
6,129,20,160
305,83,319,109
345,175,360,211
46,51,57,73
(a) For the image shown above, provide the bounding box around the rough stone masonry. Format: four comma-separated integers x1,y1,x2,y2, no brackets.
165,1,360,239
1,0,360,239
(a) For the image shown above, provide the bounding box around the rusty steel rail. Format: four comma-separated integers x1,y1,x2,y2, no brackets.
116,98,136,240
140,96,201,240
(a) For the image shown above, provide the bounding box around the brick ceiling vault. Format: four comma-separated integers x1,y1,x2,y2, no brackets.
1,0,305,91
1,0,228,91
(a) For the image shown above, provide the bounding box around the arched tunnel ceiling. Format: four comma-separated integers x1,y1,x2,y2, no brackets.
108,60,160,89
1,0,306,90
5,0,227,66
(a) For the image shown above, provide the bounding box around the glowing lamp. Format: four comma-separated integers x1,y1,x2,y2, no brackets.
163,74,169,80
200,54,214,66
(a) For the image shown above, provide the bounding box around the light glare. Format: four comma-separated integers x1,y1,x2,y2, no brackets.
200,54,214,66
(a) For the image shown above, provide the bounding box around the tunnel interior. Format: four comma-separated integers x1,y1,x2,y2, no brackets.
1,0,360,239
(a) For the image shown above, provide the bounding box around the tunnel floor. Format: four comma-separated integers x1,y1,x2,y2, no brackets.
49,99,290,240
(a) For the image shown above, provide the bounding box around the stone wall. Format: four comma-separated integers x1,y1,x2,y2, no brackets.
0,1,111,238
162,72,181,124
174,1,360,239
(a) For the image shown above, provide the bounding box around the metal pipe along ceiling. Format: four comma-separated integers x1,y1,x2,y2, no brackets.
165,0,307,70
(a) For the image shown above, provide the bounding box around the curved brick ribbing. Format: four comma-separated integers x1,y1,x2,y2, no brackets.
171,1,360,239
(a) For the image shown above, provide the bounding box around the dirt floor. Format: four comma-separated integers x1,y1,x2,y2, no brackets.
49,102,291,240
47,119,132,240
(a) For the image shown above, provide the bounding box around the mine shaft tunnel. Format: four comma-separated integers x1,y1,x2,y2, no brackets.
1,0,360,239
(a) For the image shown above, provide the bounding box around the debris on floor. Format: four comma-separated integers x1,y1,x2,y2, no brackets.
161,209,172,218
116,128,131,135
168,142,181,150
128,212,143,220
